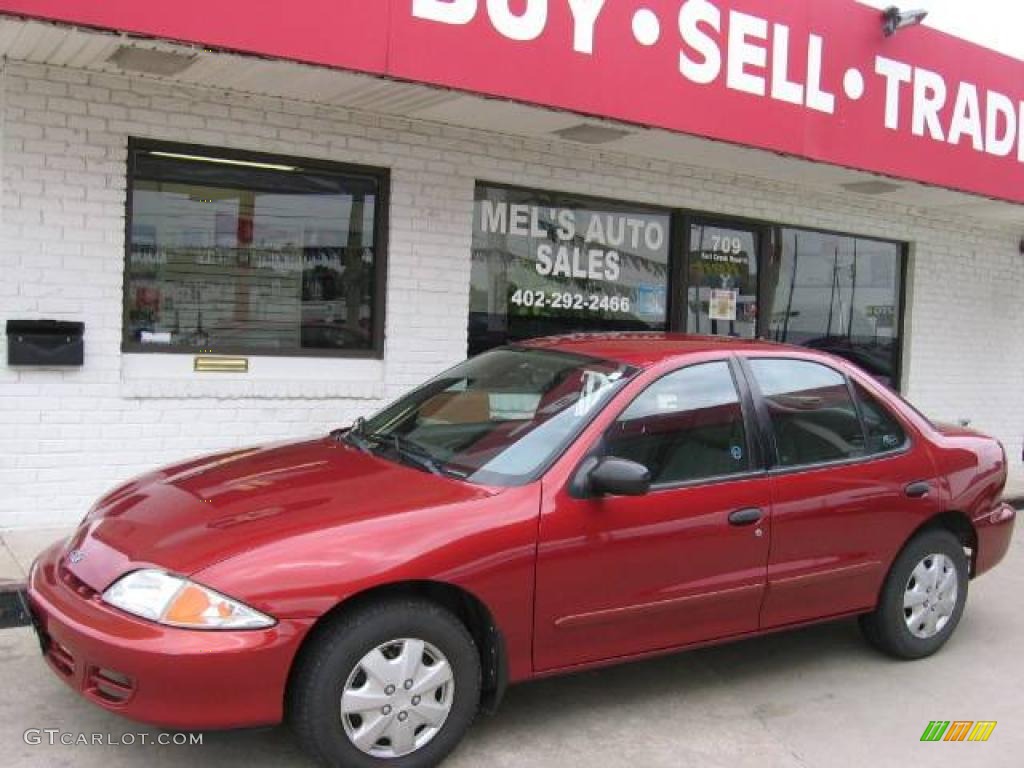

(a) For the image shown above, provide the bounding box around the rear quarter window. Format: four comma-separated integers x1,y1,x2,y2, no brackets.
853,380,908,454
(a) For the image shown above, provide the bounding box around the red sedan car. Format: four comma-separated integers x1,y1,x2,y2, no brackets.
27,334,1015,767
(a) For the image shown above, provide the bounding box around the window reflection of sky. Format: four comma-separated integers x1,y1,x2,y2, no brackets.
622,363,739,421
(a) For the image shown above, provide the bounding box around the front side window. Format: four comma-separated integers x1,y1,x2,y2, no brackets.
124,141,386,357
356,347,635,485
604,362,751,485
749,359,864,467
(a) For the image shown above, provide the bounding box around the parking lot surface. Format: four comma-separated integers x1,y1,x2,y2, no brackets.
1,529,1020,768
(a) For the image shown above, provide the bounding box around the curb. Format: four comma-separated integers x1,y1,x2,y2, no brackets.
0,582,30,629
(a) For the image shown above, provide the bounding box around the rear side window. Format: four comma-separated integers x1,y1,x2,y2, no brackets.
604,362,750,485
853,381,907,454
749,359,864,467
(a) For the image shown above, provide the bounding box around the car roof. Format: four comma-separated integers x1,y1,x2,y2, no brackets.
517,332,787,368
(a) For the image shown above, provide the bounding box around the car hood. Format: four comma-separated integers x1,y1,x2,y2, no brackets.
62,437,498,592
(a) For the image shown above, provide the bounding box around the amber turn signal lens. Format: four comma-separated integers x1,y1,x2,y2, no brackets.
164,584,212,625
102,569,276,630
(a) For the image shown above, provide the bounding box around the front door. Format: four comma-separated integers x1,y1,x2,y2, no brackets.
686,220,762,339
534,359,771,672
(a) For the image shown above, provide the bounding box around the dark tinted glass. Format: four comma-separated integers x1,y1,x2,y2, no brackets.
763,229,903,387
125,144,383,355
750,359,865,467
854,381,907,454
604,362,750,484
470,184,670,355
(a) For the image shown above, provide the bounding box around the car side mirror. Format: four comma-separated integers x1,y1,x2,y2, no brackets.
588,457,651,497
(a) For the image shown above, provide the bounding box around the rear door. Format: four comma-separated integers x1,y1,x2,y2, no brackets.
740,356,942,628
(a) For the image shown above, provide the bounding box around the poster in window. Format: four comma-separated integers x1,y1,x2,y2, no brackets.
708,289,738,321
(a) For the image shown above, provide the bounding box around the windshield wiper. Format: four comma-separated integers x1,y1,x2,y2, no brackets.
337,420,462,479
364,432,460,478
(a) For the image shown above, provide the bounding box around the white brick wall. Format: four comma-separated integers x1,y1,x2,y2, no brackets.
1,60,1022,529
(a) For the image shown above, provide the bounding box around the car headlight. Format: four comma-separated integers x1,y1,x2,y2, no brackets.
102,569,275,630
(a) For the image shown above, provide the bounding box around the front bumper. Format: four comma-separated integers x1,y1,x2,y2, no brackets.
974,502,1016,576
26,542,315,729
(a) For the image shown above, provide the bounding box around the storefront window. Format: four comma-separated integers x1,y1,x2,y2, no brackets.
464,183,906,387
470,184,670,355
763,229,903,387
124,141,387,357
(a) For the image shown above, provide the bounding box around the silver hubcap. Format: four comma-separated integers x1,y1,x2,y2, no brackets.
341,638,454,758
904,553,958,639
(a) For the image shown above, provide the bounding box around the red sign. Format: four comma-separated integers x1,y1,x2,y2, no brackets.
4,0,1024,204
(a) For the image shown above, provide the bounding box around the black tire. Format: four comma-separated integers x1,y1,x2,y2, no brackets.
289,598,481,768
859,528,969,659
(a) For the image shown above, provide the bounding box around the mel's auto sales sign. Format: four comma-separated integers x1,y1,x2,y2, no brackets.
5,0,1024,204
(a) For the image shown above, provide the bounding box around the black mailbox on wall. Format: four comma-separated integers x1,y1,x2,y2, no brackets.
6,320,85,367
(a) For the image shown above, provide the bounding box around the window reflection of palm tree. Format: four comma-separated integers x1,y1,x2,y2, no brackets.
779,231,799,342
692,223,704,334
824,243,860,341
848,239,858,340
826,244,839,337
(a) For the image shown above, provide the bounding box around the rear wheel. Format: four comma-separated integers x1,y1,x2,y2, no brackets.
859,529,969,659
289,599,481,768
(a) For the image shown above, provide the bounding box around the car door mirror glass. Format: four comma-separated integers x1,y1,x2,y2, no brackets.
589,457,651,497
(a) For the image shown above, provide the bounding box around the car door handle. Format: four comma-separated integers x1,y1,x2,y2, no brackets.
905,481,932,498
729,507,763,526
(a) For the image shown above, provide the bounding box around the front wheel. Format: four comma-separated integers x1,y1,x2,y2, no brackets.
859,529,969,659
289,598,481,768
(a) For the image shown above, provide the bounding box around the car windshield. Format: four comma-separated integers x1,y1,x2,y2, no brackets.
352,347,636,485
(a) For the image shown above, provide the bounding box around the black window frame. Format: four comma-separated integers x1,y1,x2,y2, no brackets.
736,355,913,475
122,138,390,360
